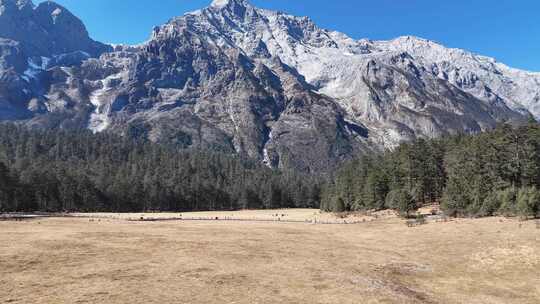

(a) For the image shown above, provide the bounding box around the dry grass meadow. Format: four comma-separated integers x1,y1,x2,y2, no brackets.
1,209,539,304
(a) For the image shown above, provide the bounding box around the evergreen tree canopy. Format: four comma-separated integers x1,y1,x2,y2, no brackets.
0,124,321,213
323,122,540,218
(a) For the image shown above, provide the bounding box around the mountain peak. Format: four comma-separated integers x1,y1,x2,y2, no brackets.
210,0,251,9
0,0,33,13
0,0,111,57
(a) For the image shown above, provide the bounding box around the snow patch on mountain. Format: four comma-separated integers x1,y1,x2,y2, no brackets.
210,0,231,8
88,70,127,133
190,1,539,120
377,36,540,118
21,57,49,82
133,0,535,153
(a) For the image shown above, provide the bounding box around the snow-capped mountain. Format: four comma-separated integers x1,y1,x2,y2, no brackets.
0,0,537,172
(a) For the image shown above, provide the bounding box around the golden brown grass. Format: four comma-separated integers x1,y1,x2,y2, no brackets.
70,208,392,223
0,210,538,304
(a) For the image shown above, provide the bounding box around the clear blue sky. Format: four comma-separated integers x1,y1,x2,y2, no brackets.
38,0,540,71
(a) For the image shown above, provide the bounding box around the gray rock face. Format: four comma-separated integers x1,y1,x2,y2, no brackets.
0,0,537,172
0,0,112,124
0,0,111,57
0,38,32,119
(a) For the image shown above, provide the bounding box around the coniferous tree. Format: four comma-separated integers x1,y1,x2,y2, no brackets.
0,162,14,212
386,189,416,218
323,122,540,218
333,196,346,213
0,124,321,213
516,187,540,219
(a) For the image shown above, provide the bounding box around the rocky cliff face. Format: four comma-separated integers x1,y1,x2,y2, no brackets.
0,0,538,172
0,0,111,121
0,0,111,57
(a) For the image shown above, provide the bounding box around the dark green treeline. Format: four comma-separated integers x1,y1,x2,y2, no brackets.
0,125,321,212
1,121,539,218
322,121,540,218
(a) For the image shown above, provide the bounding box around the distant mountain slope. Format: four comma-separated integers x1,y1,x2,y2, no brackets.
0,0,111,120
0,0,111,57
0,0,537,172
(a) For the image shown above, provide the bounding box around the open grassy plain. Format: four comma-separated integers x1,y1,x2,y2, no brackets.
1,210,538,304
